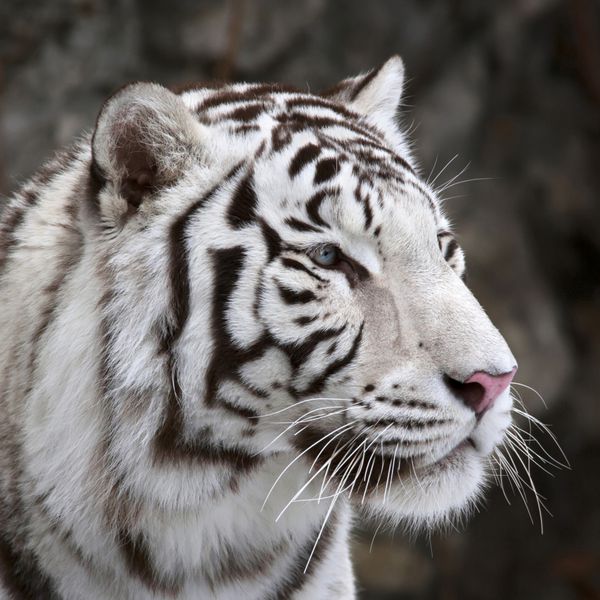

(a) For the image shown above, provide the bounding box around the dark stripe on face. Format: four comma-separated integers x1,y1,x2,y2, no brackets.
280,325,346,371
271,123,294,152
197,84,297,111
278,112,381,145
355,181,374,230
153,365,263,471
260,219,283,261
281,257,327,283
227,170,258,229
232,124,261,135
285,96,360,119
289,143,321,178
219,397,261,421
284,217,322,233
305,190,330,228
277,283,317,305
285,97,358,120
204,246,246,405
223,103,267,121
167,163,243,350
154,166,267,467
314,158,341,185
302,323,364,395
265,516,337,600
294,315,318,326
118,528,182,595
363,197,373,229
444,238,459,261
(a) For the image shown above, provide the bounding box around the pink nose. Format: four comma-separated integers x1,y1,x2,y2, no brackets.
445,367,516,416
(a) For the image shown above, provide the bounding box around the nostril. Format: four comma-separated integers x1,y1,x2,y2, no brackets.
444,376,486,414
445,367,516,416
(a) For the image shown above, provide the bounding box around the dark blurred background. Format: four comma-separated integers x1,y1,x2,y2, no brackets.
1,1,599,598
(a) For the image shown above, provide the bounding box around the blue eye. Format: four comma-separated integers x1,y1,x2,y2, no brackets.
312,244,340,267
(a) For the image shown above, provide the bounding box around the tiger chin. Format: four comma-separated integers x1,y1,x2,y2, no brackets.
0,56,516,599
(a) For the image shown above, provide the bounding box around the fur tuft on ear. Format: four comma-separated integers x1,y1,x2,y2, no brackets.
323,56,406,140
92,83,202,208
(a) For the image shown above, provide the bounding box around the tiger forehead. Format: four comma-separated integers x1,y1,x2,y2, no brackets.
183,83,440,225
186,84,401,162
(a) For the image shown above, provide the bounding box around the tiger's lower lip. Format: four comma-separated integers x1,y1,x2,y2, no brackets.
424,437,474,469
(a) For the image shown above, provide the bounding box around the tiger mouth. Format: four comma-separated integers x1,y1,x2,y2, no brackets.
415,437,476,472
292,426,478,497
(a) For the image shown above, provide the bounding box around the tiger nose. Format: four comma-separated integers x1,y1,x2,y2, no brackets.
446,367,517,416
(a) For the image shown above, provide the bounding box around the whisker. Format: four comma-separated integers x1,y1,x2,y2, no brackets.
261,421,356,510
429,153,459,187
275,422,361,520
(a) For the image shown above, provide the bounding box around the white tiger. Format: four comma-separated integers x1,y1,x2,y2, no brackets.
0,56,517,599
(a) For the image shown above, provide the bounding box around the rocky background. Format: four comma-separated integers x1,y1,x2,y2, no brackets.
1,0,599,598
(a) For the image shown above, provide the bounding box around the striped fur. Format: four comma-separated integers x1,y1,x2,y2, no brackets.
0,57,516,599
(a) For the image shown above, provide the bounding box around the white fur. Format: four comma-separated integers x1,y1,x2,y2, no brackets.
0,58,516,599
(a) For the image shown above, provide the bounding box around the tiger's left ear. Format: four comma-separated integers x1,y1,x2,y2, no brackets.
323,55,405,138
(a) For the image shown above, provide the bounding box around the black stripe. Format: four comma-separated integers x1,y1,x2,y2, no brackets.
277,284,316,305
231,124,261,135
118,528,183,594
204,246,247,405
289,143,322,178
302,323,364,395
305,190,330,228
278,112,382,145
266,516,337,600
363,197,373,229
227,170,258,229
285,97,358,120
280,325,346,371
271,123,294,152
219,397,261,421
197,84,298,111
314,158,342,185
260,220,283,261
223,103,267,121
167,163,243,351
281,257,327,283
294,315,318,326
284,217,322,233
153,366,263,471
444,238,459,261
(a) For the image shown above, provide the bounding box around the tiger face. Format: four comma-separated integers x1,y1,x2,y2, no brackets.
92,56,516,527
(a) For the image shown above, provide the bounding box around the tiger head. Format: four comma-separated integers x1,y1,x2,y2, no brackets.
91,56,516,526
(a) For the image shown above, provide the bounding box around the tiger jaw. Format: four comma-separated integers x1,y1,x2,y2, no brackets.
283,384,512,517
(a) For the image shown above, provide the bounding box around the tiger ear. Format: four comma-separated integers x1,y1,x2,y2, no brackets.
323,55,405,137
91,82,202,209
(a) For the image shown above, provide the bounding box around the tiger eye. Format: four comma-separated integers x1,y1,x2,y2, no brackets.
312,244,340,267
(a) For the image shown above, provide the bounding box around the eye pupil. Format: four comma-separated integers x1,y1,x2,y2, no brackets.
314,244,339,266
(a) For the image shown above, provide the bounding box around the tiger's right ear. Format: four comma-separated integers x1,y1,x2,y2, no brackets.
91,82,203,209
